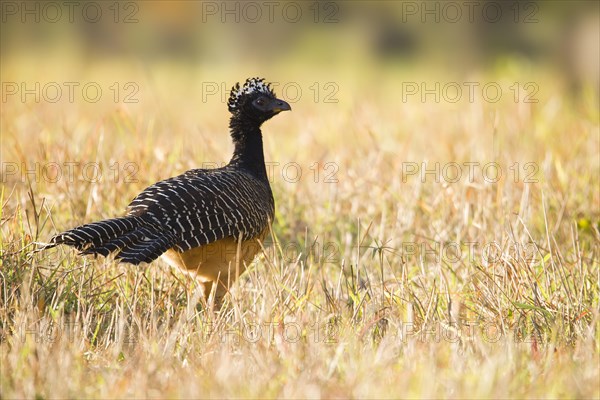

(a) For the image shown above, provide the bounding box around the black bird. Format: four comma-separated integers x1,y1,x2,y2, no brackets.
47,77,291,300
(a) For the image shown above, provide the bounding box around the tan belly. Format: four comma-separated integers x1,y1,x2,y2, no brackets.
161,229,268,298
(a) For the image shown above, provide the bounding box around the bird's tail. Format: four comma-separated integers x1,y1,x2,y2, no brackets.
48,216,176,265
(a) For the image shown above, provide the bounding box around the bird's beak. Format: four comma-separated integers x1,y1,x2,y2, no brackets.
270,98,291,113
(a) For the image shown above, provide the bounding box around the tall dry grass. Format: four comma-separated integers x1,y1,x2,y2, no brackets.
1,60,599,398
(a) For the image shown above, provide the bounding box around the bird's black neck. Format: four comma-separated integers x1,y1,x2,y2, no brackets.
228,115,268,181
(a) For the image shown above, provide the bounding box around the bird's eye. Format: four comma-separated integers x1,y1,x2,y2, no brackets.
256,98,265,106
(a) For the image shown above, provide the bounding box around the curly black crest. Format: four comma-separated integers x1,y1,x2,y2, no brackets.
228,77,276,112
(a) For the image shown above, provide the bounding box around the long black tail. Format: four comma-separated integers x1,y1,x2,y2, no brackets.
48,216,176,265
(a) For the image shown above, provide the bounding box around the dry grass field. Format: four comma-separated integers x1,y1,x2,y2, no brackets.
1,2,599,399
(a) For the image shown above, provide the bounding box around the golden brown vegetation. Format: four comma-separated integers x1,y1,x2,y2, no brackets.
1,2,599,397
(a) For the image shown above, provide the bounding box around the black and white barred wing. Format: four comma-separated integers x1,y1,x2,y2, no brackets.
126,168,274,252
49,169,273,265
48,213,174,264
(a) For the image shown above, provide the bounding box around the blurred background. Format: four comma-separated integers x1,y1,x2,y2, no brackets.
1,1,599,225
2,1,598,86
2,1,599,79
2,1,598,141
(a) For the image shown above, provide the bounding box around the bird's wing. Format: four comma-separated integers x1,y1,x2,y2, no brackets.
126,168,274,252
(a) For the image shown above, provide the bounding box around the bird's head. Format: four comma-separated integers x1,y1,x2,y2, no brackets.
227,77,291,124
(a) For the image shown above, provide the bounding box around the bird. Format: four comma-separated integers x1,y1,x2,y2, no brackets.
46,77,291,302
